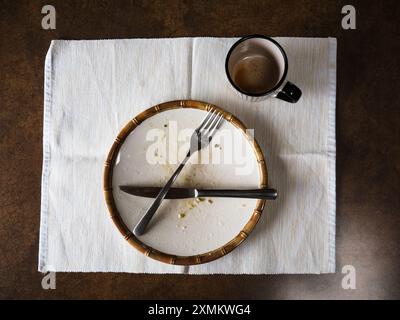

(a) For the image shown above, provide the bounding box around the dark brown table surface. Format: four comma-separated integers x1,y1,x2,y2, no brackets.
1,0,399,300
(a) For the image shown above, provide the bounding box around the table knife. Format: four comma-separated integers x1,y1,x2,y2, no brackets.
119,186,277,200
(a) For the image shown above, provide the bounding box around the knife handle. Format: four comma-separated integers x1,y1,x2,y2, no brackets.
197,188,278,200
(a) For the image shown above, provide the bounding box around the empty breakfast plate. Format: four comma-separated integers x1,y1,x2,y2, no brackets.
104,100,268,265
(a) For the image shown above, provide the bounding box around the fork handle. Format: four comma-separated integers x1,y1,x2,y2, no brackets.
133,152,191,236
197,188,278,200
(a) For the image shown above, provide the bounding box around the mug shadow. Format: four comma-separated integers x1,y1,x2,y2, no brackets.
281,38,316,99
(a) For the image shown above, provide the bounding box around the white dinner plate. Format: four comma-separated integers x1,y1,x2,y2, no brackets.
104,100,267,265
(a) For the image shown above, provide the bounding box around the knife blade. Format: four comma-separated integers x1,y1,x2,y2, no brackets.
119,186,277,200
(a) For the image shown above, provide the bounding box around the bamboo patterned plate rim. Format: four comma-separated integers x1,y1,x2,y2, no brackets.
103,100,268,265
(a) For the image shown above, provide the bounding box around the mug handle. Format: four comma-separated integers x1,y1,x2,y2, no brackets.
276,81,302,103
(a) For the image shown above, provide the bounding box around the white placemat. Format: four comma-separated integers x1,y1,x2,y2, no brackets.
39,37,336,274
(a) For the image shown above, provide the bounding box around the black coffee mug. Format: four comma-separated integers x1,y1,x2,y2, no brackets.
225,35,302,103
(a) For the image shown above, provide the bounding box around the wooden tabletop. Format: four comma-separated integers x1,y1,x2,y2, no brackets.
1,0,399,299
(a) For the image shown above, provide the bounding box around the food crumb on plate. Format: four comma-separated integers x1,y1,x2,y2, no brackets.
187,200,197,209
178,212,186,219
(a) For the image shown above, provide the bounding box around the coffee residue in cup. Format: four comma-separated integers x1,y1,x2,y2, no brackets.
232,55,280,94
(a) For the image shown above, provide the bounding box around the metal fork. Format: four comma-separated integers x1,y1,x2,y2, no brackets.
133,109,224,236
